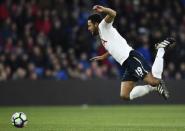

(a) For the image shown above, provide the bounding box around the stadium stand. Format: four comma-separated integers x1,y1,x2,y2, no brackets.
0,0,184,80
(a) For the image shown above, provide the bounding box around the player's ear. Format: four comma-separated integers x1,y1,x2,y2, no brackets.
94,22,99,27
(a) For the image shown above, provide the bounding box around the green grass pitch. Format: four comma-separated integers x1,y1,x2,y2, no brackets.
0,105,185,131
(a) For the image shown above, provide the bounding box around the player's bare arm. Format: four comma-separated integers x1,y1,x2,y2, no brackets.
93,5,116,23
90,52,109,61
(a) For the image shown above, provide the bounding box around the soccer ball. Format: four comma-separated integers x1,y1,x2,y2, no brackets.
11,112,28,128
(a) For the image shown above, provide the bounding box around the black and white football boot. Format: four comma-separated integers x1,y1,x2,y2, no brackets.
157,80,170,100
155,37,176,50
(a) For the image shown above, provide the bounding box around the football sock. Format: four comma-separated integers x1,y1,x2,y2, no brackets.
130,85,155,100
152,48,165,79
157,48,165,58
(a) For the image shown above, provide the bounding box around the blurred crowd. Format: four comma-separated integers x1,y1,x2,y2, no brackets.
0,0,185,80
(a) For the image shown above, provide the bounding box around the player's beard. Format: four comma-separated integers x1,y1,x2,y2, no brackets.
92,28,99,36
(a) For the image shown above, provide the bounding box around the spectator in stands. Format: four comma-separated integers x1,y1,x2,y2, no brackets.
0,0,184,80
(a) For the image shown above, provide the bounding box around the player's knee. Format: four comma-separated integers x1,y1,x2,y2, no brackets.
120,93,130,100
144,74,160,86
148,79,159,86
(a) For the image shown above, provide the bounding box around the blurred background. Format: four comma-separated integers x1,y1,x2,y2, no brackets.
0,0,185,81
0,0,185,105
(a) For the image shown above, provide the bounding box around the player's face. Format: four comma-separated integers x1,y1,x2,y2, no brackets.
87,20,99,36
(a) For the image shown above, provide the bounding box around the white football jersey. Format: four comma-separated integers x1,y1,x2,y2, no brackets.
98,19,133,65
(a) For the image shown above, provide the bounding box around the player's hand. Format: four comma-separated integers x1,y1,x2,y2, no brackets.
93,5,105,13
89,56,104,61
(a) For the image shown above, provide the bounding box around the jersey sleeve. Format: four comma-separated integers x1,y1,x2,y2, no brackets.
98,19,113,29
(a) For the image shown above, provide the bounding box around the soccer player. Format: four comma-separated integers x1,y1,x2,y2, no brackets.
87,5,176,100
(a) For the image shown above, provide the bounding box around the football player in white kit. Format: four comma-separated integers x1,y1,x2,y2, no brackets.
87,5,176,100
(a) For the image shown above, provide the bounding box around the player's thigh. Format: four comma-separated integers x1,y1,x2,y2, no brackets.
129,51,151,80
120,81,135,99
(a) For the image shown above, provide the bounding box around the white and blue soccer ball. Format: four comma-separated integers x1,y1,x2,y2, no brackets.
11,112,28,128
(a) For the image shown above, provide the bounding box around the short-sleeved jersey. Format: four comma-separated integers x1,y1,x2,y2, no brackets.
98,19,133,65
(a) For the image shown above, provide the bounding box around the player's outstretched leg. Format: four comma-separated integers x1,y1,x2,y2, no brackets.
152,37,176,100
152,37,176,79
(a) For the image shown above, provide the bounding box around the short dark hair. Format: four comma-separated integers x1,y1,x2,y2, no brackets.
88,14,102,24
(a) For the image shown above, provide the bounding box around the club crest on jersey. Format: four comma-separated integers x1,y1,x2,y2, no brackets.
101,39,107,46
